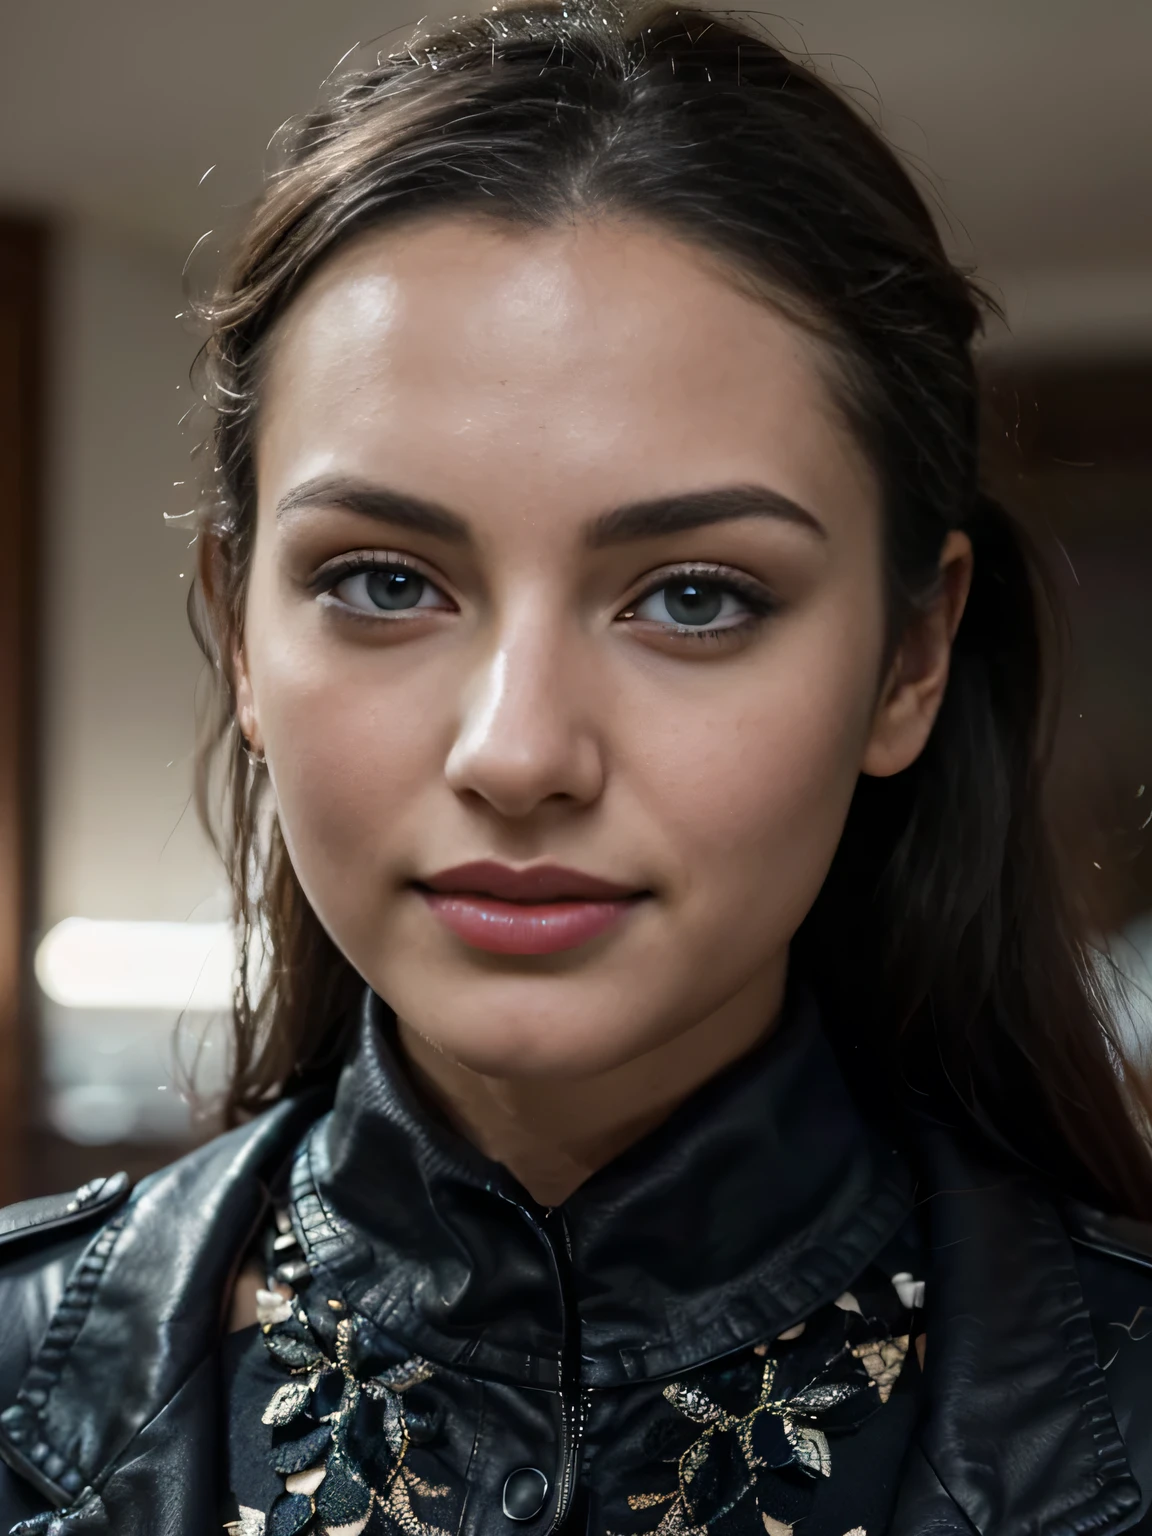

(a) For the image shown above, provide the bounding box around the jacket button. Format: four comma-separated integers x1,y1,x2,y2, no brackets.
502,1467,549,1521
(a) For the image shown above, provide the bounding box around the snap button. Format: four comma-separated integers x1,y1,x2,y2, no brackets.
502,1466,549,1522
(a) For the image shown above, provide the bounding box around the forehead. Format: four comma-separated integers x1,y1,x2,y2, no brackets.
256,215,876,535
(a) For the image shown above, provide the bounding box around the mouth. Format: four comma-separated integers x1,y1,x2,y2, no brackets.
412,860,649,956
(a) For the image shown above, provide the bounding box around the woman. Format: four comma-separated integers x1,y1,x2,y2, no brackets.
0,4,1149,1533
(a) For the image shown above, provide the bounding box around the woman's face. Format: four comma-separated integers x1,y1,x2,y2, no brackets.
238,216,954,1078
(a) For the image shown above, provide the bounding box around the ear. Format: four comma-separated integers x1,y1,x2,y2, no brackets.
861,529,973,779
233,646,263,759
197,529,264,757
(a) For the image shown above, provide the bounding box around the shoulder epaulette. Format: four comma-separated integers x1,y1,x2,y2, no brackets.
1064,1199,1152,1272
0,1172,131,1254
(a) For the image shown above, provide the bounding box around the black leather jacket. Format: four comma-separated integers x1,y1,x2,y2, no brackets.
0,993,1149,1536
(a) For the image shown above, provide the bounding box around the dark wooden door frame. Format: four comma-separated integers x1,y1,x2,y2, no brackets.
0,217,46,1205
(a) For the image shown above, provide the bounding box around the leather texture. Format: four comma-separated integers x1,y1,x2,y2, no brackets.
265,992,918,1533
893,1131,1151,1536
0,990,1145,1535
305,992,913,1387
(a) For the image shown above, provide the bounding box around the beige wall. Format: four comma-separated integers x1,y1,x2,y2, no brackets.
36,222,228,1149
41,221,223,931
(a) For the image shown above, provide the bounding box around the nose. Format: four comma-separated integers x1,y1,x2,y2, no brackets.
444,613,606,819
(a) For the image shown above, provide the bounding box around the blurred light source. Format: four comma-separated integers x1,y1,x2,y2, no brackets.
35,918,234,1011
49,1083,139,1145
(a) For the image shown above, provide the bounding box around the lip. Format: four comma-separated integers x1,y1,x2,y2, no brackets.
414,861,646,956
419,861,638,902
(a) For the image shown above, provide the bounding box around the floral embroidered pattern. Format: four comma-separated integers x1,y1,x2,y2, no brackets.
257,1286,450,1536
224,1508,266,1536
614,1296,911,1536
244,1194,922,1536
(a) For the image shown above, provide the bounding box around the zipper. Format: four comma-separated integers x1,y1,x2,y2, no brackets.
497,1194,586,1534
541,1206,585,1534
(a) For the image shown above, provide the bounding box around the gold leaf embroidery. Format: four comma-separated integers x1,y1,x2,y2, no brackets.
378,1465,453,1535
663,1381,724,1425
629,1492,678,1512
851,1335,909,1405
782,1417,831,1477
223,1510,265,1536
261,1375,318,1426
259,1305,450,1536
625,1317,906,1535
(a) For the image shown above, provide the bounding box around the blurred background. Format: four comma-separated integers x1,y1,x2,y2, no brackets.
0,0,1150,1198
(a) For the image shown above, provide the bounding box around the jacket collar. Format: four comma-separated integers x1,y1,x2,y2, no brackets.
0,993,1142,1535
293,988,914,1387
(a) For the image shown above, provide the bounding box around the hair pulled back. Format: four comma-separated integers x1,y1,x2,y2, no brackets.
190,0,1152,1216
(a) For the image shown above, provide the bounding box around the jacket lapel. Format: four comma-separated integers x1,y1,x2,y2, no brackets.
892,1129,1143,1536
0,1095,323,1532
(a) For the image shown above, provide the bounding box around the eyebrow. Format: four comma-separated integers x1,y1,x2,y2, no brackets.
586,485,827,546
274,476,827,546
276,478,471,542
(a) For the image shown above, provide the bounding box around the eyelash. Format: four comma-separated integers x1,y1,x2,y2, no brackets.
311,553,447,604
311,555,778,641
617,565,779,642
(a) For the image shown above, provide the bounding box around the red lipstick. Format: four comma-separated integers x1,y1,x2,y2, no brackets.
415,861,645,956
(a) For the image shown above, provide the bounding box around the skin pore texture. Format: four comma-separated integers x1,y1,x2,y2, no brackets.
231,215,971,1234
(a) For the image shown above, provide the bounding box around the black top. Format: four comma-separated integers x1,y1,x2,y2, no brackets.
0,987,1148,1535
221,991,925,1535
222,1269,926,1535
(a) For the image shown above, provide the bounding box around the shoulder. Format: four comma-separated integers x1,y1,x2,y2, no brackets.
0,1172,134,1517
1065,1200,1152,1274
1065,1201,1152,1495
0,1097,326,1519
0,1175,133,1359
1065,1199,1152,1325
0,1095,322,1383
0,1174,131,1262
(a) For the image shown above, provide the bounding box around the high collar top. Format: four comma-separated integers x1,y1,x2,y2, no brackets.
289,989,913,1389
0,992,1147,1534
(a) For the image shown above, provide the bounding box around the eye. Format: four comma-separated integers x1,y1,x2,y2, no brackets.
323,562,453,617
623,575,770,634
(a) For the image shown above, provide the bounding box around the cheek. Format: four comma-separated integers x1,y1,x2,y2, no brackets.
629,611,882,927
243,607,445,907
269,691,430,881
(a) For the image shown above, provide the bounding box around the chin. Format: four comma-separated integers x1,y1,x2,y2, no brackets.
394,980,661,1081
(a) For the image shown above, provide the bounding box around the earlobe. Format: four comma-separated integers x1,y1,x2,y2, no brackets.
233,652,264,758
861,530,973,779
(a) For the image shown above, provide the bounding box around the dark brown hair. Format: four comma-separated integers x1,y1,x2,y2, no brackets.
189,0,1152,1215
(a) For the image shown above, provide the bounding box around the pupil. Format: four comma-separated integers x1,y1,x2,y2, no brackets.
366,570,423,610
665,580,722,626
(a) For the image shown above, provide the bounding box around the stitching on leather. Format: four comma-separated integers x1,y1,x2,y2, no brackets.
291,1122,567,1386
642,1164,913,1379
291,1118,361,1267
290,1122,915,1392
1046,1288,1142,1534
289,1122,384,1341
1005,1195,1140,1536
0,1212,129,1504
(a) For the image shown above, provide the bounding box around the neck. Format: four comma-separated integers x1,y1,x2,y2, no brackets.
395,961,787,1205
